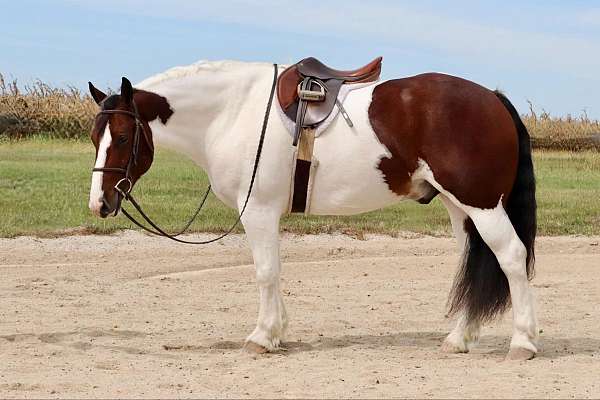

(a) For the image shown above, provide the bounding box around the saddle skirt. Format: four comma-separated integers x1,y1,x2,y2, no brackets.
276,80,378,139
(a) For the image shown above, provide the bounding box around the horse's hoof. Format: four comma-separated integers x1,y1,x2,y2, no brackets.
441,340,468,354
243,341,269,354
506,347,536,361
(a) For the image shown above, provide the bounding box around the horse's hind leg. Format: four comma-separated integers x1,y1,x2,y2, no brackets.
241,208,288,353
466,204,539,359
439,195,481,353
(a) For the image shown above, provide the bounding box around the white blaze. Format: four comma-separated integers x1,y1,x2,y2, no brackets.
89,126,112,215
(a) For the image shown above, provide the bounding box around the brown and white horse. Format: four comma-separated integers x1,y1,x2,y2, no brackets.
88,60,538,360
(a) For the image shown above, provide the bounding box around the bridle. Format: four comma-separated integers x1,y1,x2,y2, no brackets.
90,63,278,244
92,104,144,202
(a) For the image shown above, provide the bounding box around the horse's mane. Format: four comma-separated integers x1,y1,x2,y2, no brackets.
136,60,272,89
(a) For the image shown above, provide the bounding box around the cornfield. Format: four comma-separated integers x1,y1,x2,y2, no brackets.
522,101,600,143
1,74,599,147
0,74,96,139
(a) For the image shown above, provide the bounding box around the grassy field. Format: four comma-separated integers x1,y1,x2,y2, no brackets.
0,138,598,238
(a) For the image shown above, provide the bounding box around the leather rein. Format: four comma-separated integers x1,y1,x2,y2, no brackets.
91,63,278,244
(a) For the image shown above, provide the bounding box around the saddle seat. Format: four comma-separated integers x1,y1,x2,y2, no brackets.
294,56,383,81
277,57,383,139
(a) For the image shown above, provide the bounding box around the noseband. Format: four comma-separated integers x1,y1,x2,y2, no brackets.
91,104,143,198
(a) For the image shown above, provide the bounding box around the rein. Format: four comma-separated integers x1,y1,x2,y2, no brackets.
93,63,278,244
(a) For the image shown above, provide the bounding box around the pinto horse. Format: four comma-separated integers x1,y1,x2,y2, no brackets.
88,60,538,360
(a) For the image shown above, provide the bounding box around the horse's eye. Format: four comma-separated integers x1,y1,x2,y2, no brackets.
118,135,128,145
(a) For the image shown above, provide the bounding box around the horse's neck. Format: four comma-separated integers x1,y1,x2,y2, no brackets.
140,63,268,171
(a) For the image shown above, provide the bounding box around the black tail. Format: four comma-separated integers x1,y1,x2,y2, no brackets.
448,91,537,323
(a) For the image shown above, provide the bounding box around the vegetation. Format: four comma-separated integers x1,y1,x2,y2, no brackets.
522,101,600,139
1,139,598,238
0,74,96,139
1,74,599,146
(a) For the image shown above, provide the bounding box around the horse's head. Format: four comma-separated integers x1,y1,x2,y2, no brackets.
88,77,156,218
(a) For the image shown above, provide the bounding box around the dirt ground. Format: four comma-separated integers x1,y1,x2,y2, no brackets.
1,232,599,398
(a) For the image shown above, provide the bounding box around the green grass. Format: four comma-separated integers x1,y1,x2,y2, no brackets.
0,138,598,237
534,151,600,235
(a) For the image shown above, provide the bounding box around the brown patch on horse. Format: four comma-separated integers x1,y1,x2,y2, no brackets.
130,89,174,154
368,73,518,209
133,89,174,125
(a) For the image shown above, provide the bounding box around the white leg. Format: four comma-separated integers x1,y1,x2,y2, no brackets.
442,313,482,353
241,209,288,352
467,204,539,359
439,195,481,353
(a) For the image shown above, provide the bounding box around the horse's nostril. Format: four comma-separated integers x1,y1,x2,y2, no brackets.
100,197,112,217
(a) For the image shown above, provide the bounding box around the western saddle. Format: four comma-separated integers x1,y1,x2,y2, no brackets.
277,56,383,145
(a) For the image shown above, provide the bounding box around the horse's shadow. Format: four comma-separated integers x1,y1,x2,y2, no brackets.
279,331,447,354
202,331,600,360
5,328,593,360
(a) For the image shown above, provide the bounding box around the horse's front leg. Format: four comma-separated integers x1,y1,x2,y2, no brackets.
241,208,287,353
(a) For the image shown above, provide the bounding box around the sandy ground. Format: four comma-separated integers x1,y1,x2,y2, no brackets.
1,232,599,398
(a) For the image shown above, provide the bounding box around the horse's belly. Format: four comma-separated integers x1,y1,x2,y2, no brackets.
308,85,404,215
309,168,404,215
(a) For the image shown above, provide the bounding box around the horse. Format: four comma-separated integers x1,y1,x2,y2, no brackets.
87,59,538,360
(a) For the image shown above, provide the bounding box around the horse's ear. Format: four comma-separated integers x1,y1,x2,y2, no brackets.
121,77,133,104
88,82,107,105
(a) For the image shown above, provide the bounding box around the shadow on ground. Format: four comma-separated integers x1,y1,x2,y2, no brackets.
160,331,600,360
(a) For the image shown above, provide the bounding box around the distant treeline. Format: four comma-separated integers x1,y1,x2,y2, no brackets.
1,74,599,150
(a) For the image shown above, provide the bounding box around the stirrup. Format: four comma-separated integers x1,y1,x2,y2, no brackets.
297,78,325,102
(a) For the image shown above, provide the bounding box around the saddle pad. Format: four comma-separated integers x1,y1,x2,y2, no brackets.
276,80,379,139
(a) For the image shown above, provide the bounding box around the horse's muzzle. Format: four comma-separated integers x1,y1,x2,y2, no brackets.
94,193,120,218
99,197,113,218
